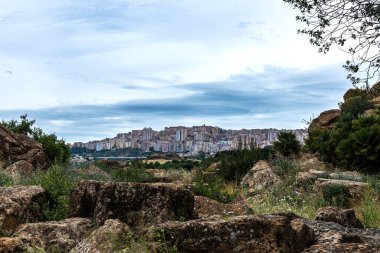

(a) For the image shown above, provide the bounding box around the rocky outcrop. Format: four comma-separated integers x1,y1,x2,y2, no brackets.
15,218,93,252
68,180,194,227
301,218,380,253
0,125,50,171
308,109,341,132
343,88,366,102
194,196,250,218
70,219,130,253
0,237,29,253
241,160,281,194
314,178,369,201
0,186,47,234
157,214,315,253
315,207,363,228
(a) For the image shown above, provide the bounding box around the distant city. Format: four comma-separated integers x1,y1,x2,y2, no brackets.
71,125,308,156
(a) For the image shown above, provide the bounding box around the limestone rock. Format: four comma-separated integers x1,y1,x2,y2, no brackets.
68,180,194,227
364,109,377,116
0,125,50,171
314,178,369,201
297,154,328,172
5,160,34,175
0,237,29,253
343,88,366,102
302,219,380,252
70,219,130,253
308,109,341,132
194,196,250,218
315,206,363,228
0,186,47,234
371,96,380,107
296,169,329,188
15,217,93,252
241,160,280,194
329,171,363,181
157,214,315,253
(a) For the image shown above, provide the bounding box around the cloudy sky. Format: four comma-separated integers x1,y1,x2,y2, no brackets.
0,0,353,142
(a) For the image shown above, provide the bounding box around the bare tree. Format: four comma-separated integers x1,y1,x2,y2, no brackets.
284,0,380,88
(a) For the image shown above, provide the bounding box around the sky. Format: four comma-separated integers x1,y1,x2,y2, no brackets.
0,0,353,143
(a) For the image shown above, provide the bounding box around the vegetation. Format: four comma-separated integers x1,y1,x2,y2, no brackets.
306,94,380,173
284,0,380,85
273,131,301,157
1,114,70,165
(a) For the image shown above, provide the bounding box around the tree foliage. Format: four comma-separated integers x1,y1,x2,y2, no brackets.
273,131,301,157
284,0,380,86
1,115,70,165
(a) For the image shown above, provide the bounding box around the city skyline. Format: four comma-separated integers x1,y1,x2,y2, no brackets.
0,0,353,143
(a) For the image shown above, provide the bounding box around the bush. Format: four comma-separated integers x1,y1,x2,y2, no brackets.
273,132,301,157
23,165,75,221
192,169,237,203
322,184,351,208
306,94,380,173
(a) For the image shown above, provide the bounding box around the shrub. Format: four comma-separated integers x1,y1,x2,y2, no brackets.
273,132,301,157
360,189,380,228
192,169,237,203
322,184,351,208
23,165,75,221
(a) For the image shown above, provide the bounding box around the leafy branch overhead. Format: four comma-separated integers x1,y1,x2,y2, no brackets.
284,0,380,86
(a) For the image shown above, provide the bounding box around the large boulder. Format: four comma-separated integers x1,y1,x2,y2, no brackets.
308,109,341,132
315,206,363,228
301,218,380,252
0,125,50,171
70,219,130,253
241,160,281,194
68,180,194,227
343,88,366,102
194,196,250,218
15,218,93,252
157,214,315,253
313,178,369,202
0,186,47,234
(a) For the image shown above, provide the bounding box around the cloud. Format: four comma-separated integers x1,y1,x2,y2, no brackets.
0,65,351,142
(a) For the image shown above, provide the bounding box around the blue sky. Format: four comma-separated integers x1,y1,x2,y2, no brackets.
0,0,353,142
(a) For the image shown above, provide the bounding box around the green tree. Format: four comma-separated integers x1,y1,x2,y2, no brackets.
284,0,380,86
273,131,301,157
1,115,70,165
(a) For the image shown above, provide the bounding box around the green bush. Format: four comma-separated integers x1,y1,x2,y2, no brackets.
322,184,351,208
273,132,301,157
192,169,237,203
306,94,380,173
23,165,75,221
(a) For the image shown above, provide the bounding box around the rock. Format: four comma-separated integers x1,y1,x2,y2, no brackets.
96,160,127,169
15,217,93,252
364,109,377,116
70,219,130,253
0,237,29,253
315,206,363,228
343,88,366,102
241,160,281,194
301,219,380,252
369,81,380,98
206,162,220,172
68,180,194,227
314,178,369,202
0,125,50,171
146,169,171,182
0,186,47,235
297,154,328,172
194,196,250,218
157,214,315,253
371,96,380,107
308,109,341,132
329,171,363,181
5,160,34,175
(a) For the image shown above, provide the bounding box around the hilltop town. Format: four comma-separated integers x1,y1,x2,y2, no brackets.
71,126,308,155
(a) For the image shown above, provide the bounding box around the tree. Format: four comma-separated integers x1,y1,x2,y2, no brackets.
1,115,70,165
273,131,301,157
284,0,380,86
